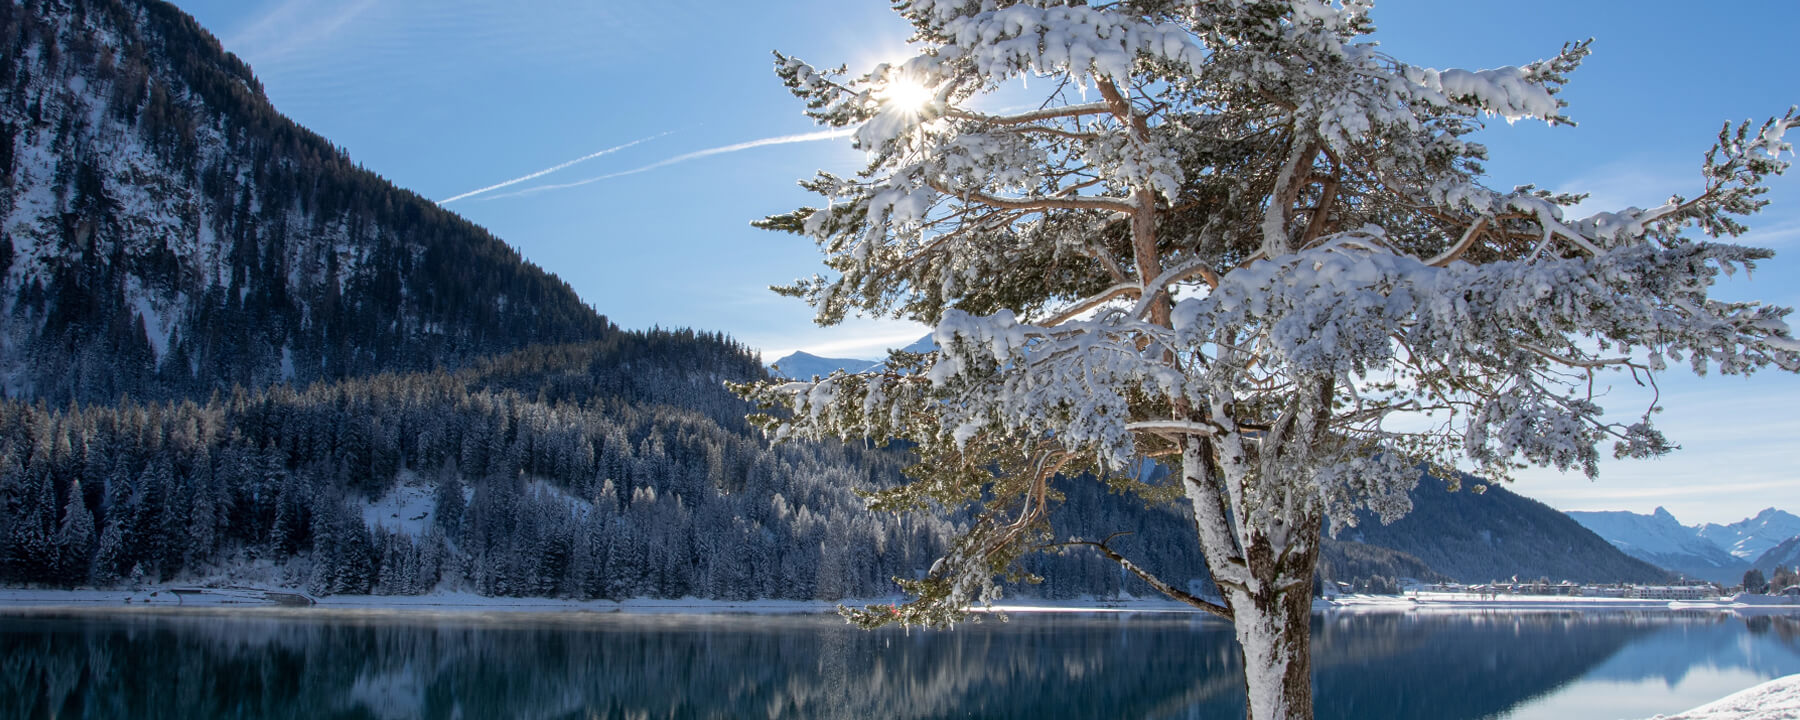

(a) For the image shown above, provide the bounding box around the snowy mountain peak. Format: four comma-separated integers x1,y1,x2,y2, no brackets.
767,335,935,379
1696,508,1800,561
1568,506,1800,583
768,351,879,379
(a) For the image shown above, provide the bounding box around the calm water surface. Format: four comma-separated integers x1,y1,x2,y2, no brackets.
2,608,1798,719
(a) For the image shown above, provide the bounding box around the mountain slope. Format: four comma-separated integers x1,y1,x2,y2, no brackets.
0,0,611,403
0,332,955,598
1566,507,1748,584
1340,476,1670,584
1752,536,1800,575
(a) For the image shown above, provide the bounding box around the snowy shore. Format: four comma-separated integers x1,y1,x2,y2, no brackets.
2,587,1797,616
1649,674,1800,720
0,588,871,615
1324,592,1800,614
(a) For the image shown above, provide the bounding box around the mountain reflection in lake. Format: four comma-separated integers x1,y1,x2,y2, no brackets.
2,609,1798,720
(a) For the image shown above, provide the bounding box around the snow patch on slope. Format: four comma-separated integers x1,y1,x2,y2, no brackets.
361,471,437,536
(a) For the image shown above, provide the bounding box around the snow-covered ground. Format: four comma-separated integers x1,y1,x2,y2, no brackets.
1321,592,1800,614
1649,674,1800,720
0,588,880,615
0,588,1213,616
4,588,1798,617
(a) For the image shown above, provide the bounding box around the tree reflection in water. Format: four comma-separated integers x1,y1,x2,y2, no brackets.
1,610,1797,719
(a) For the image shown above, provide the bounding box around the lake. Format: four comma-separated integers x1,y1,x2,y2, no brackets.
2,608,1797,719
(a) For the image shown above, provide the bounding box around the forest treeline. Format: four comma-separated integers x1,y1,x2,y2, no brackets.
0,332,945,599
0,331,1651,599
0,332,1263,600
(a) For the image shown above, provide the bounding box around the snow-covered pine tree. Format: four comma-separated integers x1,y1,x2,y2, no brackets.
738,2,1799,718
54,480,96,587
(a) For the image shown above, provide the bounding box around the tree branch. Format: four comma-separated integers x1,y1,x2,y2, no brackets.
1047,533,1234,620
1515,342,1638,369
1127,420,1221,437
1425,216,1489,267
926,179,1135,213
1038,283,1144,326
947,102,1113,127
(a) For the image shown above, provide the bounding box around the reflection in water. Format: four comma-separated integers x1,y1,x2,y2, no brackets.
1,610,1797,719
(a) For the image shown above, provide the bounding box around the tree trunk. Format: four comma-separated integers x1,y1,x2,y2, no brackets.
1183,443,1322,720
1226,575,1315,720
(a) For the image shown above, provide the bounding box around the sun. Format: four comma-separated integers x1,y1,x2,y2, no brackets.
879,77,934,114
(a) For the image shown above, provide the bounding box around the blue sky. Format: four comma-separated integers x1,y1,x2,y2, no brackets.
167,0,1798,525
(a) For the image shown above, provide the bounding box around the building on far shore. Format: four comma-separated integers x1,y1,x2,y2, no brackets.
1421,582,1719,600
1623,585,1718,601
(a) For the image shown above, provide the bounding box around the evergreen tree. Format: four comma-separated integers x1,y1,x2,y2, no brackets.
1774,565,1799,594
739,2,1799,717
53,480,95,587
434,469,466,541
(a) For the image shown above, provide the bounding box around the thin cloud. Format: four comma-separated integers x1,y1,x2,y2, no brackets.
438,132,670,205
225,0,379,64
484,128,857,201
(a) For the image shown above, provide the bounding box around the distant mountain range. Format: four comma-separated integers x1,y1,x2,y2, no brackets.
1567,507,1800,584
1695,508,1800,562
768,336,934,379
768,351,879,380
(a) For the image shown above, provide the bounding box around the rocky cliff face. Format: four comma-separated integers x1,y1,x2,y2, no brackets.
0,0,611,403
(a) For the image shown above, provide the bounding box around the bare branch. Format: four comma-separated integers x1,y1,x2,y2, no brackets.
1127,420,1221,437
1516,342,1638,369
1037,283,1144,326
1045,533,1234,620
925,179,1135,213
946,102,1113,127
1425,216,1489,267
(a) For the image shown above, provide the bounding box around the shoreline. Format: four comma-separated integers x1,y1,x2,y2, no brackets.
4,590,1794,719
2,587,1796,617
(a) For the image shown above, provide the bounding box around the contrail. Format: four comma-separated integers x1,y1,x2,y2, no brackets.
483,128,857,201
438,132,670,205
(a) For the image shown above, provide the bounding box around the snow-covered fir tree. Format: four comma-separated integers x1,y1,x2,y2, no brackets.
739,1,1799,717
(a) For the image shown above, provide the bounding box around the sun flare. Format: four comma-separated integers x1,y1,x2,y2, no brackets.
879,77,934,114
